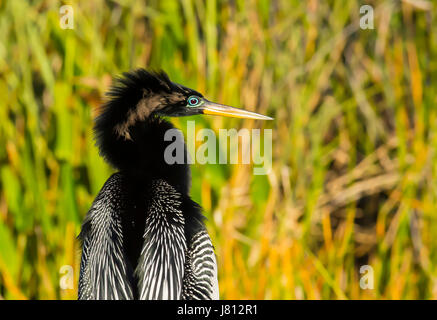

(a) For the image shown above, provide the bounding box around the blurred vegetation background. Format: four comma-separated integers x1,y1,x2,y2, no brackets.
0,0,436,299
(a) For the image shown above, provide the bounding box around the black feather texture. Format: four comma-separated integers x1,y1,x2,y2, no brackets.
79,69,219,300
93,69,202,192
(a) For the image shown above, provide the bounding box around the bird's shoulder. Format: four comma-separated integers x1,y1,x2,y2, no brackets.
147,179,183,208
79,173,129,237
95,172,128,200
150,178,206,239
78,172,136,300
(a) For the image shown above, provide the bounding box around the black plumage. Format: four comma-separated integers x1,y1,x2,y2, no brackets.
78,69,271,300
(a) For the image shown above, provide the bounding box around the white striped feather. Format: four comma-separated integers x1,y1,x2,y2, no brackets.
78,174,134,300
182,230,219,300
79,175,220,300
136,179,186,300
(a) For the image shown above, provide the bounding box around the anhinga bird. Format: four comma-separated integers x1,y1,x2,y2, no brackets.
78,69,272,300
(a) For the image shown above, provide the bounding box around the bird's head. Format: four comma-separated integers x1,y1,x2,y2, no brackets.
94,69,272,176
156,88,273,121
99,69,272,140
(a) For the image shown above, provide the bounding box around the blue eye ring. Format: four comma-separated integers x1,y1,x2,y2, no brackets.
187,95,201,107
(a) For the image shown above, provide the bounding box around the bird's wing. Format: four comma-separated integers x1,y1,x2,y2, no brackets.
182,229,219,300
135,179,187,300
78,173,134,300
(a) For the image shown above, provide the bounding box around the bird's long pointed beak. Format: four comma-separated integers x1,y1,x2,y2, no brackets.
201,101,273,120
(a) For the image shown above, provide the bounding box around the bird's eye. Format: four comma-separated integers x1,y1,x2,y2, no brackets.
187,96,201,107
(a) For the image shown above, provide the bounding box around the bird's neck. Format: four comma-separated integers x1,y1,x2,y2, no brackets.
116,117,191,194
99,117,190,194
